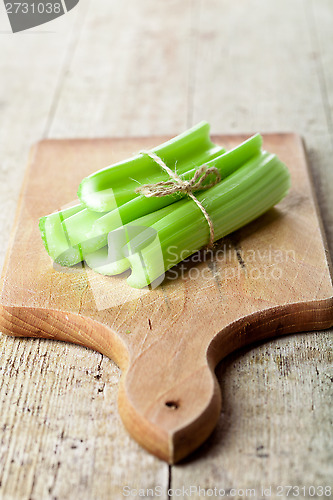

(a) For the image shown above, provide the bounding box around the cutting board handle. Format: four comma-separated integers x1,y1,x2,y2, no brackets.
119,351,222,464
116,300,333,463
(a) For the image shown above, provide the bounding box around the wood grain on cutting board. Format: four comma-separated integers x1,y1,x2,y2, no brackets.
0,133,332,463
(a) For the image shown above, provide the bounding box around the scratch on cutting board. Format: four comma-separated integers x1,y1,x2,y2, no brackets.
206,259,222,293
78,283,89,315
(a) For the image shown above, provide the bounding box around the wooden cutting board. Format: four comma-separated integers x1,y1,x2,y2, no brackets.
1,134,332,464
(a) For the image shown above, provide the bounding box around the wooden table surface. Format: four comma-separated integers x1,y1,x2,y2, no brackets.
0,1,332,499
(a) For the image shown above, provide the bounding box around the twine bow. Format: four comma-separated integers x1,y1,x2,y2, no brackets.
135,151,221,247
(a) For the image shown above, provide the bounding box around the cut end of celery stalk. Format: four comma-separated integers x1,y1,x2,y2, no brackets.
39,206,83,267
85,246,131,276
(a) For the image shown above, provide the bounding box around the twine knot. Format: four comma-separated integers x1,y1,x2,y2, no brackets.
135,150,221,247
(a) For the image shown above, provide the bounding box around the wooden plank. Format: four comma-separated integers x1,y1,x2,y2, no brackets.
308,0,333,132
305,0,333,253
49,0,193,138
0,4,81,270
191,0,326,134
1,133,332,466
0,337,169,500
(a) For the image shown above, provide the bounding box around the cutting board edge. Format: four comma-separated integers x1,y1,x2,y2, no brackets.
0,303,130,371
1,295,332,362
300,135,333,277
206,295,333,367
1,294,332,464
31,130,301,145
0,143,39,290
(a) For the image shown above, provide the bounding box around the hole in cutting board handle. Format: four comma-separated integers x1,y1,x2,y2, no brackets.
165,400,179,410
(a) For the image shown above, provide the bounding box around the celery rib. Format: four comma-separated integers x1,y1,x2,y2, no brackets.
58,132,261,259
77,121,224,212
92,133,262,236
39,203,84,265
86,151,290,288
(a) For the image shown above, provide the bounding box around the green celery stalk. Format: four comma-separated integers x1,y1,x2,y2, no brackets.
39,122,213,262
39,124,291,288
62,143,224,246
40,127,261,266
84,205,173,275
78,121,225,212
39,203,108,266
93,133,262,236
62,208,108,247
39,203,84,265
85,151,290,288
63,133,261,248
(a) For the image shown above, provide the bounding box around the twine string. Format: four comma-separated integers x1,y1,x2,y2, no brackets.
135,150,221,247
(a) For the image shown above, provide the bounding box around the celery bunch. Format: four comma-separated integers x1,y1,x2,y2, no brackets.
39,122,290,288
